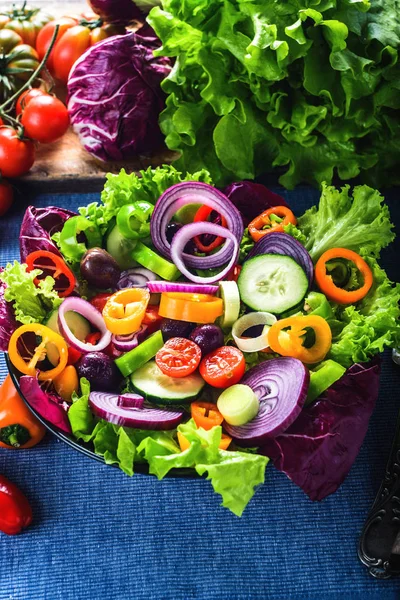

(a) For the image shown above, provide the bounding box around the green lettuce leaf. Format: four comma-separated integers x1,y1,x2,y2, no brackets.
329,256,400,367
297,183,395,260
138,419,269,517
149,1,400,188
79,165,212,234
0,261,62,325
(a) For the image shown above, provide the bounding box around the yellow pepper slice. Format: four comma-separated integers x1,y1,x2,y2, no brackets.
102,288,150,335
159,292,224,324
268,315,332,364
8,324,68,381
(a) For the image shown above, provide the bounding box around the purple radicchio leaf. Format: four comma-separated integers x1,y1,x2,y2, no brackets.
223,181,289,227
19,206,77,262
260,358,381,501
19,376,72,434
88,0,143,24
67,28,171,161
0,267,18,351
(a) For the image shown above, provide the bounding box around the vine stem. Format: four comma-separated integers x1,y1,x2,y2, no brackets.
0,24,60,113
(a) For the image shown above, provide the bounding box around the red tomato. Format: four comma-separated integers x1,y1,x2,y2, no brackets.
35,17,78,72
142,306,163,334
16,88,48,115
156,338,202,378
67,346,82,366
90,293,112,313
52,25,91,83
0,180,13,217
0,128,35,178
225,264,242,282
21,95,70,144
199,346,245,388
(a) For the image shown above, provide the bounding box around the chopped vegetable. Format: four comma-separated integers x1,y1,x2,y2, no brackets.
232,312,277,353
0,375,45,449
131,242,180,281
19,205,76,262
53,365,79,403
159,292,223,324
103,288,150,336
200,346,245,389
190,401,224,431
248,207,297,242
0,268,18,352
304,292,333,320
25,250,76,297
116,202,154,240
155,338,201,378
306,360,346,405
218,281,240,330
131,360,205,404
115,331,164,377
315,248,373,304
58,216,102,264
217,384,259,426
268,315,332,365
58,297,112,353
19,376,71,434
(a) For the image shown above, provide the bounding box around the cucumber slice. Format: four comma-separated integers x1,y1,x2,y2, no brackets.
238,254,308,314
217,384,259,426
218,280,240,330
131,360,205,404
44,308,91,365
106,224,138,270
174,204,201,224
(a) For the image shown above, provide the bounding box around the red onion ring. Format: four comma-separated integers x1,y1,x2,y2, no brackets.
147,281,219,294
111,325,148,352
58,297,112,353
117,267,160,290
150,182,244,269
170,222,239,284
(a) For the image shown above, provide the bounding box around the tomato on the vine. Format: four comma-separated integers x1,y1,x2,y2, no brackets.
0,29,39,103
199,346,245,389
0,180,13,217
35,16,78,71
0,128,35,178
16,88,48,115
21,95,70,144
1,6,53,46
156,338,202,378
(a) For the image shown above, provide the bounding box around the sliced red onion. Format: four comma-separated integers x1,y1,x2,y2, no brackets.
117,394,145,409
245,232,314,288
171,222,239,284
89,391,184,429
150,182,244,269
224,357,309,446
117,267,160,290
111,325,148,352
58,297,112,353
147,281,219,294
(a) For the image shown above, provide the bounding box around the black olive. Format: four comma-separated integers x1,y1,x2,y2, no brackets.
80,247,121,290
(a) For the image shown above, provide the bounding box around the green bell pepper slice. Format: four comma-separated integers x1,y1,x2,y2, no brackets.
305,359,346,405
115,330,164,377
59,216,102,262
116,202,154,240
304,292,334,320
131,242,180,281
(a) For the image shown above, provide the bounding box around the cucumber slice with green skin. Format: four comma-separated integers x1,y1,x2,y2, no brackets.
130,360,205,404
238,254,308,314
217,384,259,426
44,308,91,365
106,224,138,270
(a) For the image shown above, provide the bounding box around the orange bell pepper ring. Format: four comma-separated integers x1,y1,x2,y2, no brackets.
159,292,223,324
268,315,332,364
248,206,297,242
315,248,373,304
103,288,150,335
191,401,224,430
8,324,68,381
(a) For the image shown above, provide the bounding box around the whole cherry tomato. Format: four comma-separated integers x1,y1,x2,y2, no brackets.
0,180,13,217
0,128,35,178
21,95,70,144
35,17,78,72
16,88,48,115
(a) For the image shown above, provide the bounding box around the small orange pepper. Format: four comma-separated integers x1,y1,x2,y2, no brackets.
53,365,79,403
268,315,332,364
315,248,373,304
248,206,297,242
0,375,46,449
191,401,224,430
177,431,232,452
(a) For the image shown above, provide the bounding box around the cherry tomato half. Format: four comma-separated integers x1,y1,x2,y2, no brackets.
21,96,70,144
0,128,35,178
156,337,201,378
16,88,48,115
199,346,245,389
0,180,13,217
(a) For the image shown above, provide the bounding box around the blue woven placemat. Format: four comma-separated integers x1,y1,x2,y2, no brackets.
1,187,400,600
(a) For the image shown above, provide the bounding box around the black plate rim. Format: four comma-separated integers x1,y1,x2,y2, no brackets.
5,353,199,479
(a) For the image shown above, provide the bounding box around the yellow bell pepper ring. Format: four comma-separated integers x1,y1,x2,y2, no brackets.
103,288,150,335
8,324,68,381
158,292,224,324
267,315,332,364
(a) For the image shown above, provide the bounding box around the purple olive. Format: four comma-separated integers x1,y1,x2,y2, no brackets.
77,352,121,392
189,324,224,356
160,318,196,341
80,247,121,290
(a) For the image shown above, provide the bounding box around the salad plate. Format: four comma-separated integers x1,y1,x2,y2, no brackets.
1,165,399,516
